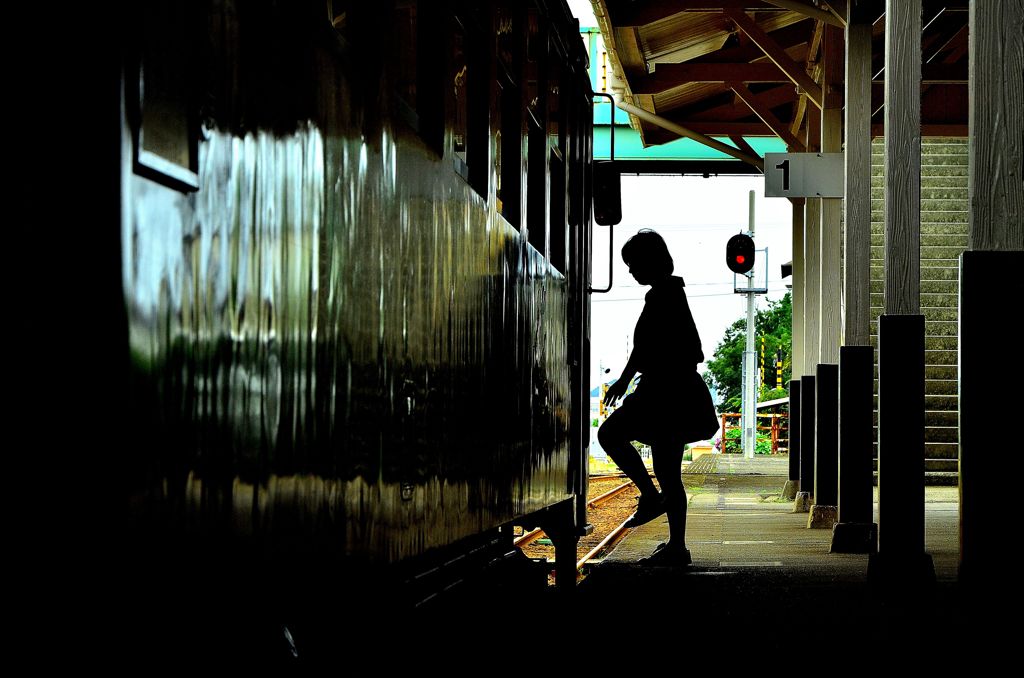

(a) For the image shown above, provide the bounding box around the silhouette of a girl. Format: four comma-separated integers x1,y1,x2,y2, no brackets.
598,230,719,565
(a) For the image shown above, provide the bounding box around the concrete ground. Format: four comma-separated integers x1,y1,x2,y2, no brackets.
573,454,998,661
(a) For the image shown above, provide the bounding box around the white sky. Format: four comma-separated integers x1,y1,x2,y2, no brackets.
590,176,793,388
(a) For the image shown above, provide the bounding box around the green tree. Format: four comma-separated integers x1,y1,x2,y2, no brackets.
704,292,792,412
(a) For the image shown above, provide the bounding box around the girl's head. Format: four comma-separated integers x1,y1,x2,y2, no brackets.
622,229,674,284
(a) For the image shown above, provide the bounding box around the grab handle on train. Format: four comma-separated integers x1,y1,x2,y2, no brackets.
590,92,619,293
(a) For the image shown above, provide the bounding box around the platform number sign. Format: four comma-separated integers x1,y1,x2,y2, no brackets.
775,158,790,191
765,153,844,198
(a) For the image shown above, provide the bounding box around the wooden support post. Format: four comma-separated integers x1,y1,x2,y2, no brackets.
791,198,805,378
819,24,843,365
811,25,842,531
803,106,821,376
804,197,821,370
869,0,934,588
960,0,1024,592
966,1,1024,253
843,12,872,347
832,1,877,555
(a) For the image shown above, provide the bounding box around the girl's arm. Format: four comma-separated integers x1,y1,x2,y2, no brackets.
604,352,639,406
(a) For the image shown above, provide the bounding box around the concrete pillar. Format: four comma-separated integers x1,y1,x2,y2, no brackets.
782,379,801,500
832,346,877,552
794,375,815,513
809,364,838,528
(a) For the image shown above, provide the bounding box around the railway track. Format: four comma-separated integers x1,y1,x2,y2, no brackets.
516,476,648,579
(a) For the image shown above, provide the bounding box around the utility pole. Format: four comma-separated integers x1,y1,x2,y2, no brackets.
727,191,767,459
742,191,757,459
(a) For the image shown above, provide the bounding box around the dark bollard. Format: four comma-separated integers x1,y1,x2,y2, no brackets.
959,251,1023,589
782,379,801,500
868,314,934,587
832,345,877,553
794,374,816,513
809,364,839,528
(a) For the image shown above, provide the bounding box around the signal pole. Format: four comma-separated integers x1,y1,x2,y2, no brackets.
742,191,757,459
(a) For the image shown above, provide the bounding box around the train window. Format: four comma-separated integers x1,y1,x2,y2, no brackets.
496,2,516,74
416,4,444,155
328,0,352,43
452,12,489,197
525,8,544,126
391,1,417,113
547,57,563,157
494,1,521,226
526,117,547,255
452,17,470,176
549,151,566,274
497,72,521,226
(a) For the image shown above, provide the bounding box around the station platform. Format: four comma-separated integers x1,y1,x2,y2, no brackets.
572,454,990,659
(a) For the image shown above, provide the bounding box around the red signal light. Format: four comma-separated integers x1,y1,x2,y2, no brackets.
726,233,755,274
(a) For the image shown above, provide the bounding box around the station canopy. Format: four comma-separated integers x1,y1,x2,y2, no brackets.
591,1,968,171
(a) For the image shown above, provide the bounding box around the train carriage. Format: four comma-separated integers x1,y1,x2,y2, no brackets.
117,0,596,653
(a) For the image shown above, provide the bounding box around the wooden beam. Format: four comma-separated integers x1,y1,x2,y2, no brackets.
632,63,788,93
613,25,648,76
687,83,797,121
808,19,825,65
822,24,844,108
884,0,922,315
844,14,873,346
728,81,806,149
789,93,808,137
728,135,765,173
726,8,825,108
616,99,765,170
648,121,777,136
608,1,780,26
761,0,845,27
824,1,849,23
968,0,1024,251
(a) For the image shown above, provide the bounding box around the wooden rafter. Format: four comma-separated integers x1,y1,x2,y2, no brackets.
789,93,808,137
823,1,848,24
761,0,844,27
608,1,779,27
728,135,765,170
725,8,824,108
729,81,806,149
687,82,797,120
648,121,776,136
632,63,787,93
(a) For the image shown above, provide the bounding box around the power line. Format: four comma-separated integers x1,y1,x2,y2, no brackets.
591,286,789,302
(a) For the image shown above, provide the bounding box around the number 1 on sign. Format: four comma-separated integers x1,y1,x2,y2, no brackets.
775,159,790,191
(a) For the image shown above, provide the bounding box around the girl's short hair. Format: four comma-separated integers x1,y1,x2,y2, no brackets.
621,229,674,276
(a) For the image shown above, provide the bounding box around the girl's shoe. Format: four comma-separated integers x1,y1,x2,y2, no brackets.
639,545,692,566
624,493,667,528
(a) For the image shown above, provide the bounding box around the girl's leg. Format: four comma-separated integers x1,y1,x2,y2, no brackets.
598,411,658,497
651,442,687,549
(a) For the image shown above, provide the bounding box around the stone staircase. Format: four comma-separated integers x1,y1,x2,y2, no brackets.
869,137,967,486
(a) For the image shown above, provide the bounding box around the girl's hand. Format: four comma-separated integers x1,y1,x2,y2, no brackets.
603,379,628,407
